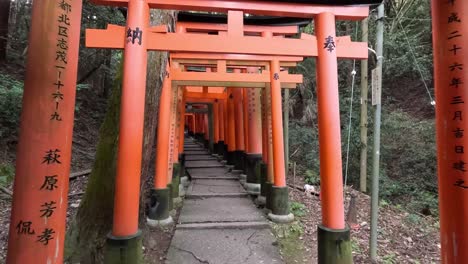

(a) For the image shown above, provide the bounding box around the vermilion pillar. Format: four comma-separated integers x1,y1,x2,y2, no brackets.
245,67,263,196
268,59,293,223
432,1,468,262
169,86,183,203
315,12,351,263
218,99,226,156
148,63,173,227
227,88,237,165
7,1,82,262
213,99,220,154
233,69,245,170
178,92,187,190
111,0,148,237
243,88,250,154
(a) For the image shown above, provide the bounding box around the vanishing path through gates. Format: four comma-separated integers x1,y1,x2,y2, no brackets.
166,137,282,264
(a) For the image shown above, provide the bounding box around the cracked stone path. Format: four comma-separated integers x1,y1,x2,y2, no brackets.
166,139,283,264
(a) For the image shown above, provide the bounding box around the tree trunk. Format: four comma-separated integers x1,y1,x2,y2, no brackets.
0,0,11,61
65,10,177,263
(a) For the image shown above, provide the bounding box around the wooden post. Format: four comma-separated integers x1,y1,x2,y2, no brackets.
7,0,83,262
431,0,468,262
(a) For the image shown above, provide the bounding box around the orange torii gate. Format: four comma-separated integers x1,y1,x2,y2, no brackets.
6,1,378,263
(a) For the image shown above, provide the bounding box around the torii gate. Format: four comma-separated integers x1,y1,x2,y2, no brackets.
7,1,385,264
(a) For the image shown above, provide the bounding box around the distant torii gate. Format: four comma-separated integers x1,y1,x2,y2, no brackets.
7,1,377,263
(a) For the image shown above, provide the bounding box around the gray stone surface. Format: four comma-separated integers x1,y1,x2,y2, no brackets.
179,197,265,224
185,160,225,168
187,167,230,177
166,229,283,264
185,155,217,161
185,150,209,155
187,179,246,195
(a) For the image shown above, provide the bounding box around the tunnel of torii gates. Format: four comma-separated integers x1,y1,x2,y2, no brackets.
4,0,467,263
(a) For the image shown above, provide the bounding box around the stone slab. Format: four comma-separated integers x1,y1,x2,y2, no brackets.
179,197,265,224
185,155,217,161
177,221,269,230
185,160,224,168
187,179,246,195
185,150,209,155
186,193,249,199
187,167,229,177
166,228,283,264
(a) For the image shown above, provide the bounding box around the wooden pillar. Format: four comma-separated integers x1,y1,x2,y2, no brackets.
243,88,250,153
227,88,237,164
213,99,220,151
270,59,286,188
7,0,83,262
315,12,351,264
432,1,468,262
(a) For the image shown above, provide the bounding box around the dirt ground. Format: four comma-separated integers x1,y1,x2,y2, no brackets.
285,174,440,264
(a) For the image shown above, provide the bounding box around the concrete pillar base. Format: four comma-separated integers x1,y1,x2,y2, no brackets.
246,153,262,188
181,176,190,188
270,186,289,215
264,182,273,210
234,150,245,171
255,195,266,206
317,225,352,264
225,164,235,171
105,230,142,264
231,169,243,175
167,183,174,211
179,153,186,179
227,151,236,165
179,184,186,197
245,182,261,195
147,188,170,224
146,216,174,228
268,213,294,223
217,141,225,156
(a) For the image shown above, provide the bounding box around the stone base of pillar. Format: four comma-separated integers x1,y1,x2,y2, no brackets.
267,186,294,223
217,141,225,156
264,181,273,210
255,195,266,206
213,142,219,155
239,173,247,184
181,176,190,188
172,163,180,198
105,230,142,264
234,150,245,171
179,153,186,178
246,153,262,184
245,182,261,195
317,225,352,264
179,183,186,197
227,151,236,165
147,188,173,226
167,183,174,211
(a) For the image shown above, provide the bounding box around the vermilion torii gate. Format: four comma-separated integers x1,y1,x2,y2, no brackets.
83,4,369,262
21,1,468,264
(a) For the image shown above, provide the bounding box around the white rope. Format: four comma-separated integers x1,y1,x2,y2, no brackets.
344,22,359,188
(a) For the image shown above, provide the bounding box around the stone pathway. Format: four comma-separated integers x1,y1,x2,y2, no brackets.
166,138,283,264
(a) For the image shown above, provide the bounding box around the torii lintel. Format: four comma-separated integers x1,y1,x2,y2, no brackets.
90,0,369,20
86,24,368,59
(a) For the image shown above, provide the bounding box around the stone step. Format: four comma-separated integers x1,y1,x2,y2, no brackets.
176,221,269,230
166,228,282,264
187,179,245,195
185,160,224,168
185,193,249,199
179,197,265,224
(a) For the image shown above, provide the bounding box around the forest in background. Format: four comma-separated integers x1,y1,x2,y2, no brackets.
0,0,436,223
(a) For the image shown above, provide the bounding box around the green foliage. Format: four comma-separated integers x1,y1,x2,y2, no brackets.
290,202,307,217
0,163,15,186
304,169,320,185
0,73,23,140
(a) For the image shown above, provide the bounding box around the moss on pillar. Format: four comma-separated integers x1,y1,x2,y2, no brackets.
265,181,273,210
105,231,142,264
171,163,180,198
167,183,173,210
317,225,352,264
270,186,289,215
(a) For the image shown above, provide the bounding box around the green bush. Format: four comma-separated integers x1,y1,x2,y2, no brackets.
0,73,24,140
